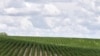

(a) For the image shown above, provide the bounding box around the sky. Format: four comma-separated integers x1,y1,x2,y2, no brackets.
0,0,100,38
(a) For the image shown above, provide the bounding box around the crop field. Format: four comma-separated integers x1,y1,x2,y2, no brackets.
0,36,100,56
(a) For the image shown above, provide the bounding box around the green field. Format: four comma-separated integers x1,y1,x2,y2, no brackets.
0,36,100,56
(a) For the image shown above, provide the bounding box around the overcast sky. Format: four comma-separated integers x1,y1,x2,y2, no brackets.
0,0,100,38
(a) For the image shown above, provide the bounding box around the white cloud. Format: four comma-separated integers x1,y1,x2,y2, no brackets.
42,3,61,16
0,15,34,35
26,0,72,3
95,16,100,24
0,23,8,30
44,17,61,28
96,6,100,12
0,0,100,38
45,16,90,37
4,7,19,14
24,2,42,12
4,2,42,15
54,2,79,12
0,0,11,8
20,17,33,30
78,0,96,11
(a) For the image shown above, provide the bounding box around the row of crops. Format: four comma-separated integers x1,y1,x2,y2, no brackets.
8,36,100,49
1,36,100,56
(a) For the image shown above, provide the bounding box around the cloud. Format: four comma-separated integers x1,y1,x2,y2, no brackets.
0,15,34,35
41,3,61,16
30,16,50,29
0,0,10,8
25,0,72,3
4,2,41,15
45,17,90,34
0,23,8,31
0,0,100,38
44,17,62,28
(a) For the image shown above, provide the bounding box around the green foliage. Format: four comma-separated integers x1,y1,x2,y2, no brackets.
0,32,7,36
1,36,100,56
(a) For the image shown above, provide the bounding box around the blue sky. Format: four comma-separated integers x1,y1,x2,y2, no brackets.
0,0,100,38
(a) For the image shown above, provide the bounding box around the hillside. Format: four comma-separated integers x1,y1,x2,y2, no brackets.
0,36,100,56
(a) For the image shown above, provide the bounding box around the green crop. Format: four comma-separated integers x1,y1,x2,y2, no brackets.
0,36,100,56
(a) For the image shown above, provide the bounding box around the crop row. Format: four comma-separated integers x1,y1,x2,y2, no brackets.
1,39,100,56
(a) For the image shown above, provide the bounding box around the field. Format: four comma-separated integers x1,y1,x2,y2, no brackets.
0,36,100,56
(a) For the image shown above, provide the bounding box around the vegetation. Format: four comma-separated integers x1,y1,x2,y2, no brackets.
0,32,7,36
0,35,100,56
